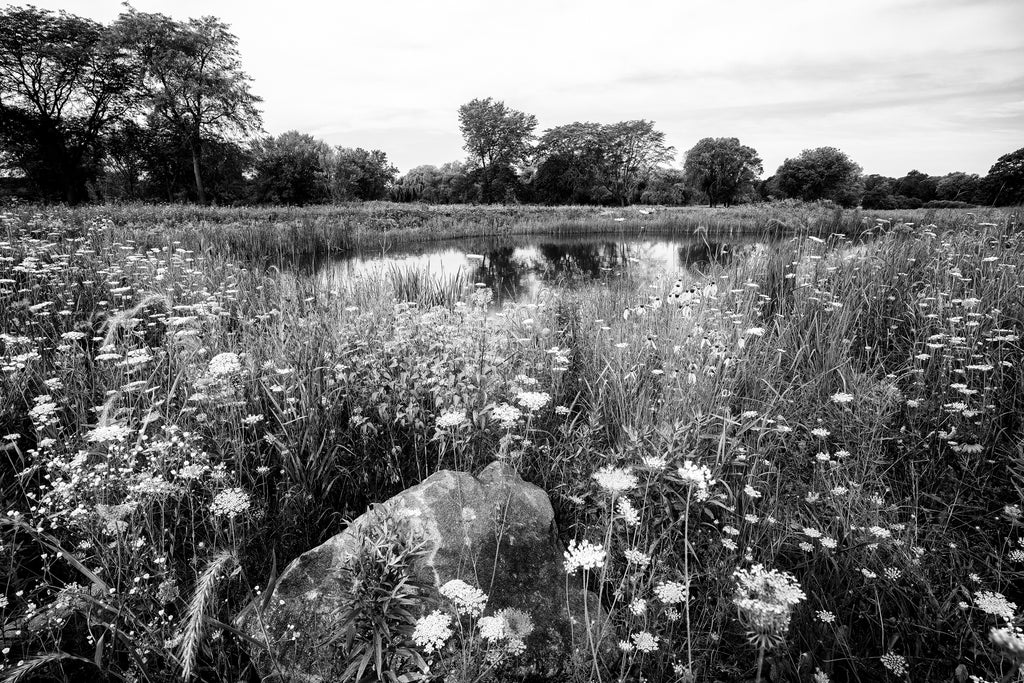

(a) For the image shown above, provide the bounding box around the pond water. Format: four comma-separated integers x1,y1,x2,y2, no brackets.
312,233,778,306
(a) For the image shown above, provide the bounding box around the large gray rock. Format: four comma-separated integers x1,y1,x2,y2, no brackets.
242,462,609,681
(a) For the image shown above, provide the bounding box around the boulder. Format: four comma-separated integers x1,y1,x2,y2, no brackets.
242,462,609,681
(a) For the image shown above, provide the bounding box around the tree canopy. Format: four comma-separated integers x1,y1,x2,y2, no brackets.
114,8,262,204
0,5,136,202
773,147,863,207
682,137,762,207
458,98,537,169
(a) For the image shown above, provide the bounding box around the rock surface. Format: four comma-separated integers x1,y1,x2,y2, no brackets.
242,462,609,681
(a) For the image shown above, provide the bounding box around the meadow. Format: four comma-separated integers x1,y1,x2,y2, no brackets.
1,202,1023,682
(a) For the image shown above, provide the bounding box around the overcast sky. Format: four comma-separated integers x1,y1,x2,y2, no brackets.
32,0,1024,177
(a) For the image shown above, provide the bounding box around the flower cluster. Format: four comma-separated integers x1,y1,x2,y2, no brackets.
676,460,714,499
733,564,806,649
436,410,467,429
593,465,637,493
654,580,689,605
975,591,1017,621
515,390,551,412
207,352,242,377
439,579,487,617
412,610,452,654
564,539,606,573
210,488,251,519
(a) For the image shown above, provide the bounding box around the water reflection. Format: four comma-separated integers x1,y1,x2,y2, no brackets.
315,234,766,306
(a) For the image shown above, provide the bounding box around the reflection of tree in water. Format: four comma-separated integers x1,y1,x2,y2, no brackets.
472,247,525,302
677,241,736,275
536,242,630,279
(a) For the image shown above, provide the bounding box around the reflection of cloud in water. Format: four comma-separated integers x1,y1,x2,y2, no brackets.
315,235,765,306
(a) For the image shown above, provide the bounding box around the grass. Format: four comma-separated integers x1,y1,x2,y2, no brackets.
0,203,1023,682
27,199,1012,262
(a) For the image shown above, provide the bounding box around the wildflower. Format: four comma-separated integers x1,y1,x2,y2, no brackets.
733,564,806,649
799,542,814,552
722,538,738,550
478,615,507,641
624,548,651,568
210,488,251,519
241,414,264,426
593,465,637,493
85,423,131,443
830,392,854,404
743,485,762,499
515,391,551,412
629,598,647,616
989,626,1024,660
884,567,902,581
439,579,487,617
412,610,452,654
810,427,830,438
564,539,606,573
642,454,668,469
617,497,640,526
975,591,1017,621
654,580,689,605
819,537,837,550
861,568,877,579
814,669,831,683
491,403,522,428
207,352,242,377
618,640,634,653
802,527,822,539
816,610,836,623
436,411,467,429
676,460,714,498
631,631,659,654
880,652,908,676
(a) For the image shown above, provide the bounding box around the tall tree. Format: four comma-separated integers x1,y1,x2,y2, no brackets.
458,97,537,169
0,6,136,202
985,147,1024,206
250,131,332,205
328,147,398,201
115,9,262,204
773,147,863,207
533,120,674,205
597,120,675,205
683,137,763,207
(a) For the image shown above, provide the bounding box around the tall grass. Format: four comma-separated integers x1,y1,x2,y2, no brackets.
1,205,1022,681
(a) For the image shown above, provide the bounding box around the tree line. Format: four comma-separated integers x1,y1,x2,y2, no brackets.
2,5,1022,207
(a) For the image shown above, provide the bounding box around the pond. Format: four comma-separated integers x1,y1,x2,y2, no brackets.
311,233,778,307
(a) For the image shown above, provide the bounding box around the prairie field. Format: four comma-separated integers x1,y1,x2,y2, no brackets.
1,203,1023,682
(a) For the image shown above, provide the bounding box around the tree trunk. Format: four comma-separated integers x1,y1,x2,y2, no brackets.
191,140,207,205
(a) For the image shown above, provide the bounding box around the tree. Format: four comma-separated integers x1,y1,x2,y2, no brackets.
640,168,692,205
597,120,675,205
683,137,762,207
895,170,937,203
935,172,981,203
115,9,262,204
985,147,1024,206
532,120,674,205
773,147,863,207
457,98,537,170
250,131,332,204
328,147,397,201
0,6,136,202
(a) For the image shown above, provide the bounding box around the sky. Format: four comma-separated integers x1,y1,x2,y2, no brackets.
30,0,1024,177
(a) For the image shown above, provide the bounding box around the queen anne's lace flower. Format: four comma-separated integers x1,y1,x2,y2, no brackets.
412,610,452,653
624,548,651,568
733,564,806,648
655,580,689,605
975,591,1017,621
631,630,659,653
617,497,640,526
436,411,467,429
515,391,551,412
593,465,637,493
210,488,251,519
207,352,242,377
439,579,487,617
491,403,522,428
564,539,606,573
